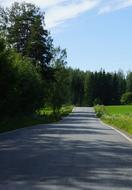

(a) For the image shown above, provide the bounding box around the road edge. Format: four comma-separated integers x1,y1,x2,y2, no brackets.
98,118,132,144
0,107,75,136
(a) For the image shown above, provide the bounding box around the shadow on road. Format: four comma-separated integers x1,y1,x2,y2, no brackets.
0,108,132,190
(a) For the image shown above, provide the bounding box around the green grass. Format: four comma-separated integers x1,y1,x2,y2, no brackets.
94,105,132,134
0,105,73,133
104,105,132,115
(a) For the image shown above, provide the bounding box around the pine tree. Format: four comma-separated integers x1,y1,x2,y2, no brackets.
0,2,53,69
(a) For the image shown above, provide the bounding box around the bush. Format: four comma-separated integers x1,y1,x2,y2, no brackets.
121,92,132,105
94,105,106,118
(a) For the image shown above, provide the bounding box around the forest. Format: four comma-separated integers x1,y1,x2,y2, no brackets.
0,2,132,120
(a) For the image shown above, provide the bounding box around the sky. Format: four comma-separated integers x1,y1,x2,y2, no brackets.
1,0,132,72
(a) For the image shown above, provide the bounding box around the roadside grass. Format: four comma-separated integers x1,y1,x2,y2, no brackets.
104,105,132,115
0,105,73,133
94,105,132,135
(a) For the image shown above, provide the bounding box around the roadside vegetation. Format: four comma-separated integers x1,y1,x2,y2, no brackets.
94,105,132,134
0,105,73,133
0,2,132,133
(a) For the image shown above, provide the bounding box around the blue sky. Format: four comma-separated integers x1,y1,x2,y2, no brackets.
51,6,132,72
2,0,132,72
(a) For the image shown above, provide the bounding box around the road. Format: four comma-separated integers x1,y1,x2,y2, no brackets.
0,107,132,190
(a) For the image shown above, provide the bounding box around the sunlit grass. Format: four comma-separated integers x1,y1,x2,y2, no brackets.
94,105,132,134
0,105,73,133
105,105,132,115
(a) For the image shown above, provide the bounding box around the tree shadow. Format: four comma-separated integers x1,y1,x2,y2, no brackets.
0,108,132,190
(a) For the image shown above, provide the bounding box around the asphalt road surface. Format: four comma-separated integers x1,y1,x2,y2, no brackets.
0,107,132,190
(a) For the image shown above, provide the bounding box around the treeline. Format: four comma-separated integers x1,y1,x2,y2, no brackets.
0,2,132,118
68,69,128,106
61,68,132,106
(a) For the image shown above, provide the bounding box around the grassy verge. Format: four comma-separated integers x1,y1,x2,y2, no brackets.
94,105,132,135
0,105,73,133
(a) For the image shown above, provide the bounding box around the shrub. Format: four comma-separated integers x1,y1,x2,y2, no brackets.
94,105,106,118
121,92,132,105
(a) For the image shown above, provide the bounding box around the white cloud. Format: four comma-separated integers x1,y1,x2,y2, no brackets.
0,0,63,7
0,0,99,29
0,0,20,7
99,0,132,14
1,0,132,29
30,0,67,8
45,0,99,29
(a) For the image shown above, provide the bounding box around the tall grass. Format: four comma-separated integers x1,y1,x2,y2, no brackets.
94,105,132,134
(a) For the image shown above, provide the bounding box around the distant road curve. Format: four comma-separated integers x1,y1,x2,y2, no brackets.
0,107,132,190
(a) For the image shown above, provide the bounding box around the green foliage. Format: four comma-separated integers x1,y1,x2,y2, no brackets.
0,38,44,116
0,1,54,117
12,53,44,113
0,38,16,115
49,47,69,114
121,92,132,105
94,105,106,118
126,72,132,92
0,2,53,68
71,69,85,106
60,105,73,116
1,1,132,135
69,69,126,106
84,72,93,106
0,2,73,130
93,98,102,106
95,105,132,134
38,105,73,117
0,105,73,133
87,70,126,106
